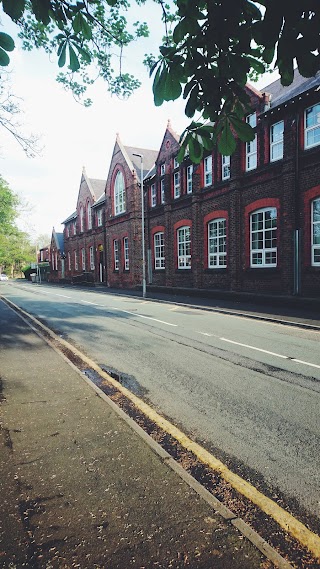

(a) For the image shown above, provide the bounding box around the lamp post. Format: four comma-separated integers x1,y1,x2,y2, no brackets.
133,153,146,298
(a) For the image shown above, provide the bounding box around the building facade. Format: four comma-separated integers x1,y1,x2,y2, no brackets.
59,71,320,298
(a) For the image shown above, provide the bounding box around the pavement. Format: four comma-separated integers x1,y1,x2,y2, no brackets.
0,297,281,569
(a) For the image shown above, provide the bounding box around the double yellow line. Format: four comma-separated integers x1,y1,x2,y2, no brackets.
5,297,320,562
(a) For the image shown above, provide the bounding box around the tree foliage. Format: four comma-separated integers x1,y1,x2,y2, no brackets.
1,1,320,160
149,0,320,161
0,175,35,274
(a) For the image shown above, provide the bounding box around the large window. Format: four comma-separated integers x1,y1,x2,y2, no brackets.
89,246,95,270
177,226,191,269
68,252,71,271
312,198,320,266
123,237,129,270
151,183,157,207
154,232,165,269
87,202,92,229
305,104,320,149
97,209,102,227
208,218,227,268
74,250,78,270
270,121,284,162
246,113,257,171
114,171,125,215
81,248,86,271
113,240,119,271
186,165,193,194
222,155,230,180
250,208,277,267
160,179,165,204
80,205,84,232
160,163,165,176
174,171,180,199
204,155,212,186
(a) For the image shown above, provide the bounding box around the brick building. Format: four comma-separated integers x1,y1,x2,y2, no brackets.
60,70,320,298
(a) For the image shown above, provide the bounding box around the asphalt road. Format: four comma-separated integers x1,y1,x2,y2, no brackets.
2,280,320,528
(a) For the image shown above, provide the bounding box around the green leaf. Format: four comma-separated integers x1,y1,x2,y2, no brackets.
30,0,51,25
185,85,199,118
297,53,319,78
2,0,25,20
163,67,182,101
229,115,255,142
188,136,203,163
72,12,82,33
153,65,167,106
72,12,92,40
263,47,275,65
68,43,80,72
58,43,67,67
0,33,15,52
0,47,10,67
218,121,237,156
75,45,91,64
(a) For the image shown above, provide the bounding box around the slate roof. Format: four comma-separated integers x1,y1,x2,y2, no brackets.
62,210,77,224
262,69,320,109
124,145,158,180
88,178,106,199
92,193,106,208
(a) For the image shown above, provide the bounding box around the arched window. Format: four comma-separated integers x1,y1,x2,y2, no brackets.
208,218,227,267
114,171,125,215
250,207,277,267
87,201,92,230
80,205,84,232
312,197,320,266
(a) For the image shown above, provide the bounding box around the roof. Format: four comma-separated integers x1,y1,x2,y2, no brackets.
55,232,64,252
144,164,156,181
88,178,106,200
262,69,320,108
61,210,77,224
92,193,106,208
124,145,158,180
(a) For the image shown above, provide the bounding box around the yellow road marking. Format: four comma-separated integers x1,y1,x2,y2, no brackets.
5,298,320,561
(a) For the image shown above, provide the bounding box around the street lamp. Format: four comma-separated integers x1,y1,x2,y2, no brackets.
133,153,146,298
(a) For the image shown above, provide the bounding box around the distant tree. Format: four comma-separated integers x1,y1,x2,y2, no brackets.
1,1,319,159
0,175,35,274
36,233,51,249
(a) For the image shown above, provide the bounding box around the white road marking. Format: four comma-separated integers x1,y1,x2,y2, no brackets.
120,309,177,327
197,331,219,337
292,359,320,370
219,337,289,359
80,300,100,306
55,294,72,299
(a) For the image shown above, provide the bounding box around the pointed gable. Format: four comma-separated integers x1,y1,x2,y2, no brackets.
156,119,181,168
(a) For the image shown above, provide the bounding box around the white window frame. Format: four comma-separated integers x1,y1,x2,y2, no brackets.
186,165,193,194
160,179,165,204
114,171,125,216
89,246,95,270
114,240,119,271
160,163,165,176
312,197,320,266
74,251,78,270
123,237,129,270
174,157,179,169
51,252,55,270
80,206,84,232
87,202,92,229
81,248,86,271
208,218,227,268
250,207,277,268
246,113,257,171
174,171,180,199
97,209,102,227
151,183,157,207
177,226,191,269
222,155,230,180
66,225,69,238
270,121,284,162
204,155,212,187
154,232,165,269
68,252,71,271
305,104,320,149
73,222,77,235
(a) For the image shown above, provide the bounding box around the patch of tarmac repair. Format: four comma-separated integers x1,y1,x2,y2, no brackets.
86,365,149,398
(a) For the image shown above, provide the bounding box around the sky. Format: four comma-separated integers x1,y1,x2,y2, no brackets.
0,3,278,243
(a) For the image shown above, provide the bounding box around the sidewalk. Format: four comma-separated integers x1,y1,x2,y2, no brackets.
0,299,270,568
